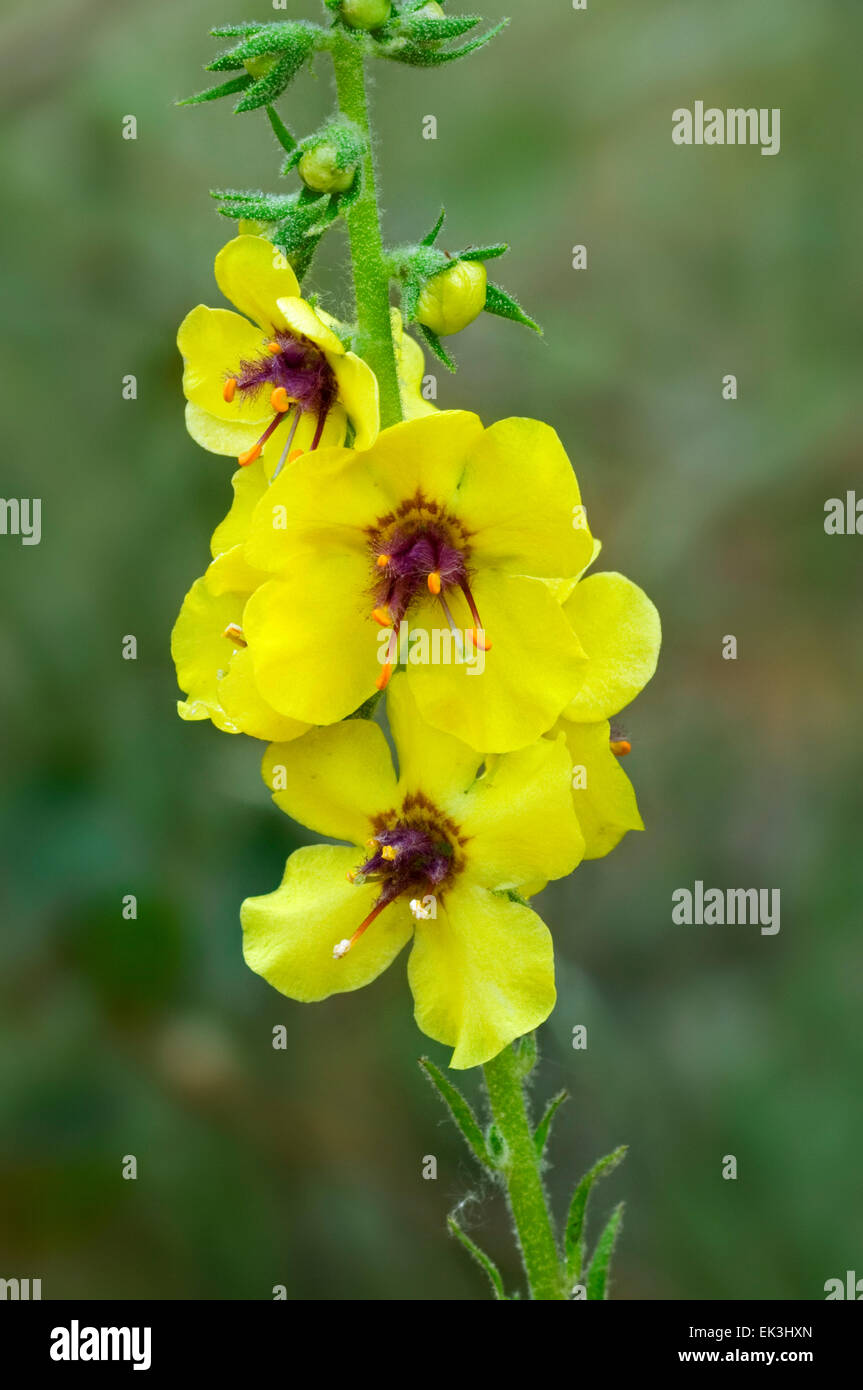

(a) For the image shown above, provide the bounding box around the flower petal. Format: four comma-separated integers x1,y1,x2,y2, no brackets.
178,305,270,422
363,411,484,509
243,553,380,724
214,235,300,332
563,572,661,722
386,674,482,814
217,648,310,744
329,350,380,450
275,295,346,356
242,845,413,1001
205,544,266,597
558,718,644,859
261,721,398,844
392,309,437,420
408,881,556,1069
458,735,584,890
455,418,594,577
211,463,269,557
171,576,244,734
244,446,381,571
186,400,346,461
406,572,586,753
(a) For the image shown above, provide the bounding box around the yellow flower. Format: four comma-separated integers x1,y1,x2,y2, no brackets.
391,308,437,419
171,517,310,743
177,234,380,472
417,260,487,336
242,676,584,1068
554,571,661,858
242,411,596,753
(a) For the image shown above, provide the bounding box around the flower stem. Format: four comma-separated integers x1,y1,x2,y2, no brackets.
331,34,403,430
482,1044,566,1300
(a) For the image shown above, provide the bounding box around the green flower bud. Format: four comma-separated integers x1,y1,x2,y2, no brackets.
243,56,279,80
416,260,488,336
298,143,356,194
340,0,392,31
413,2,446,17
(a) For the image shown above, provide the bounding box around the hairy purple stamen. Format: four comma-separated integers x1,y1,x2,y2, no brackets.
375,526,469,625
233,328,338,421
357,823,454,908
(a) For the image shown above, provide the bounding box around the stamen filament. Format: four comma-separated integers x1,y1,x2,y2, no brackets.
460,581,492,650
270,407,301,481
333,899,389,959
238,410,285,468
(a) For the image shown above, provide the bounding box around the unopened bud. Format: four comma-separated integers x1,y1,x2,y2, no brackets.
298,143,357,194
417,260,488,336
341,0,392,31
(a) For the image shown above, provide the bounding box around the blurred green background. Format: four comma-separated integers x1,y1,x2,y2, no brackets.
1,0,861,1300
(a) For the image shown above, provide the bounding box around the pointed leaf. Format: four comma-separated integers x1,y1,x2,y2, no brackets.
533,1090,568,1158
419,1057,492,1169
234,45,314,113
459,242,508,262
266,106,297,155
484,281,542,334
564,1145,627,1283
414,322,457,373
585,1203,624,1301
421,206,446,247
448,1213,507,1300
178,75,252,107
210,24,264,38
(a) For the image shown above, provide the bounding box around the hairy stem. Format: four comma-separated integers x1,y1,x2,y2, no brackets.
331,34,403,430
482,1044,566,1300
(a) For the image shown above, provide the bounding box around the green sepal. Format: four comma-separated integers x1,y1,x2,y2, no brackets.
210,24,265,38
419,1057,493,1170
266,107,297,155
334,172,364,214
564,1144,627,1284
421,207,446,247
210,189,304,221
484,281,542,334
585,1203,624,1301
207,22,320,71
177,74,253,107
533,1089,568,1158
459,242,508,262
398,15,483,43
447,1212,508,1300
414,321,457,373
385,20,507,66
512,1032,537,1079
234,47,315,112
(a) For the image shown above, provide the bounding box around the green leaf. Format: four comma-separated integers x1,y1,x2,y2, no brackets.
388,20,508,67
421,206,446,247
447,1212,507,1300
419,1057,492,1169
585,1203,624,1301
414,322,457,372
211,189,301,221
459,242,508,262
533,1089,568,1158
178,74,252,107
564,1144,627,1284
208,22,319,69
484,281,542,334
266,106,297,155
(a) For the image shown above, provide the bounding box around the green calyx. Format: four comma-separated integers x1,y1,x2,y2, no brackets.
392,207,542,371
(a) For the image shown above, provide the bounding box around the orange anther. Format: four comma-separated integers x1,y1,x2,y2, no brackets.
237,443,262,468
427,571,442,595
375,663,394,692
222,623,247,649
610,739,631,757
267,341,281,355
381,845,397,862
372,607,392,628
288,449,304,464
222,377,237,403
270,387,291,413
470,627,491,652
376,554,391,569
